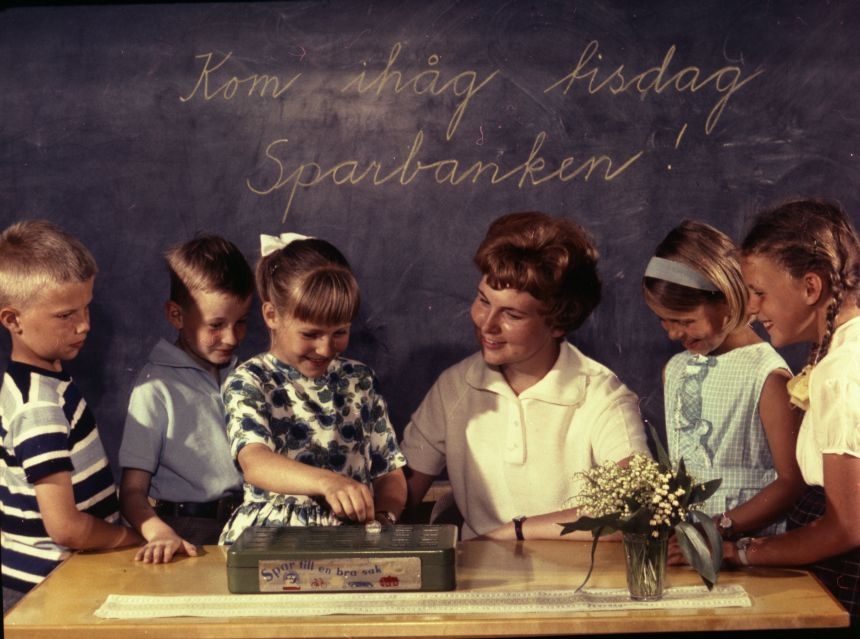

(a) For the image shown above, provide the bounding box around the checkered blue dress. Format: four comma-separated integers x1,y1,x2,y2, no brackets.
663,342,790,535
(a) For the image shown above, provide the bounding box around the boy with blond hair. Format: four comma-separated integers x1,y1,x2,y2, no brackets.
1,220,142,613
119,234,254,563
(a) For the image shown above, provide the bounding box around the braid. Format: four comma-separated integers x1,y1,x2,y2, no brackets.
811,272,842,365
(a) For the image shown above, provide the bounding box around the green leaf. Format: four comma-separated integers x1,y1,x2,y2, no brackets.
621,505,653,533
558,514,621,536
573,530,604,594
674,521,719,590
690,510,723,568
675,456,691,487
688,478,722,504
647,423,672,469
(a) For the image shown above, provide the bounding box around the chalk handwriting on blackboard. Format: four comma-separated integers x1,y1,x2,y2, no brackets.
342,42,500,141
179,39,763,222
247,130,643,222
545,40,764,135
179,51,302,102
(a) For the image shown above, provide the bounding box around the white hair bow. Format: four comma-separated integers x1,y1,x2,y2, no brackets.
260,233,312,256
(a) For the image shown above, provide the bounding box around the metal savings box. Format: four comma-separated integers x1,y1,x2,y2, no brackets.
227,524,458,593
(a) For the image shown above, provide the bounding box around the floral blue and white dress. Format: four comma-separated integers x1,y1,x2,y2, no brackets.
218,353,406,544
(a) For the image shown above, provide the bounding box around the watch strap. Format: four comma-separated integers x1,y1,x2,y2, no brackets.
736,537,752,566
717,512,735,539
513,515,527,541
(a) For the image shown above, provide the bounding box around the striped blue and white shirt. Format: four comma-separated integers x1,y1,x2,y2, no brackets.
1,361,120,593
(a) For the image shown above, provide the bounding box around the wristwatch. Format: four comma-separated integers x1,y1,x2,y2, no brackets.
376,511,397,525
736,536,753,566
513,515,528,541
717,512,734,538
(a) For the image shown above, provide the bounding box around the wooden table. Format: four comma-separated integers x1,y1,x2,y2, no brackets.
3,539,849,638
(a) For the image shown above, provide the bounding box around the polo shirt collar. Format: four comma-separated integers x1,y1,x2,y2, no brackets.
464,341,587,405
149,337,238,375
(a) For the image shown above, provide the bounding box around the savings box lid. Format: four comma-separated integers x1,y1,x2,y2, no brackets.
227,524,458,568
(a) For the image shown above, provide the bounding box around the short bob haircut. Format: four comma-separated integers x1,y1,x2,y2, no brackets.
165,234,255,308
256,238,360,326
473,211,601,333
643,219,748,333
0,219,98,309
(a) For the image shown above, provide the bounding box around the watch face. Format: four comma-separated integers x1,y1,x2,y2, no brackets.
719,514,733,529
737,537,752,550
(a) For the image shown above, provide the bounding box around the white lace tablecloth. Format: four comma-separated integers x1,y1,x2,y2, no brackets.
94,584,751,619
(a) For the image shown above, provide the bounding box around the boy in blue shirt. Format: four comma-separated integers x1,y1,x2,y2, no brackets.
118,234,254,563
1,220,142,613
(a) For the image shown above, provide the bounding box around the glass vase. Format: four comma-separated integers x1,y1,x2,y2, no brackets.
622,532,667,601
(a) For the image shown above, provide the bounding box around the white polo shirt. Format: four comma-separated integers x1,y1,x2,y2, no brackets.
401,342,648,539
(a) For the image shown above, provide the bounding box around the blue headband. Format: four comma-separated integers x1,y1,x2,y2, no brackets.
644,256,719,292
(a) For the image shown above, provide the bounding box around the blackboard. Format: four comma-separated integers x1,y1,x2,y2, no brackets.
2,0,859,473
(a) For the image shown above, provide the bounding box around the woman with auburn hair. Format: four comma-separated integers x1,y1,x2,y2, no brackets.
401,211,649,540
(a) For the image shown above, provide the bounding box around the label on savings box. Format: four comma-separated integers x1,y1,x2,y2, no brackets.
257,557,422,592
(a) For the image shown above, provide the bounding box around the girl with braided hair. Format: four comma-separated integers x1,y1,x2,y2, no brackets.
735,198,860,627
